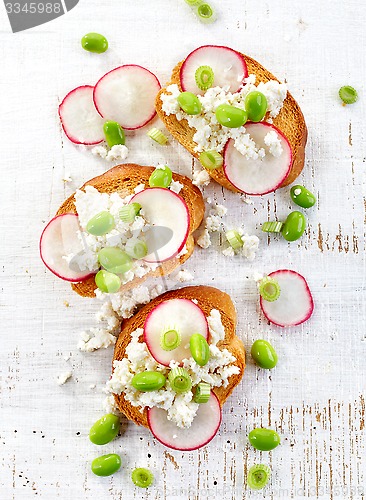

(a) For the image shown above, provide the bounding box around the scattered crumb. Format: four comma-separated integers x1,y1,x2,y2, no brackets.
92,145,108,159
170,180,184,194
57,371,72,386
106,144,129,162
196,228,211,249
222,247,235,257
213,204,228,217
63,301,70,308
192,169,210,187
175,270,194,283
78,328,117,352
241,195,254,205
63,172,72,183
89,384,96,390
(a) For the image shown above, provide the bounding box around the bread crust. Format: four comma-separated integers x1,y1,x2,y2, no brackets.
112,285,246,428
155,52,308,191
56,164,205,297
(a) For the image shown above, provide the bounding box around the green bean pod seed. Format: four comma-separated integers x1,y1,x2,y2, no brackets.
290,185,316,209
131,371,166,392
95,270,121,294
81,33,108,54
89,414,120,445
281,211,306,242
251,340,278,369
91,454,121,477
149,165,173,188
177,92,202,115
86,211,115,236
103,121,125,148
248,428,281,451
189,333,210,366
98,247,132,274
215,104,247,128
245,91,268,122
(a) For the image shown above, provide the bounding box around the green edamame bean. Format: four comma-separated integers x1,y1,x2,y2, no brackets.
81,33,108,54
98,247,132,274
215,104,247,128
131,371,166,392
149,166,173,188
248,428,281,451
290,185,316,209
177,92,202,115
251,339,278,369
281,211,306,242
95,270,121,294
86,211,115,236
91,453,121,476
245,91,268,122
89,414,120,445
189,334,210,366
103,121,125,148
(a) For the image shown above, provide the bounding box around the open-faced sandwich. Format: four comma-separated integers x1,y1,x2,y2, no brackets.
156,45,307,195
40,164,205,297
108,285,245,451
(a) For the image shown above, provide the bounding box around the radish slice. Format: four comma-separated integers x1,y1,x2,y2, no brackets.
223,123,292,195
93,65,161,130
180,45,248,95
144,299,208,366
147,392,221,451
40,214,94,283
131,188,190,263
260,270,314,327
58,86,105,145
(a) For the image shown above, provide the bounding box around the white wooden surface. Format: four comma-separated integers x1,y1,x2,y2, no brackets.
1,1,366,498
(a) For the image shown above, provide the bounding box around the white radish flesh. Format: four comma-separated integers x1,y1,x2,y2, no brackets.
180,45,248,95
93,65,161,130
131,188,190,263
40,214,94,282
223,123,292,195
58,86,104,145
147,392,221,451
260,270,314,327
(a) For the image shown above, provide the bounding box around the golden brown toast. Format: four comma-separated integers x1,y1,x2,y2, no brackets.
57,164,205,297
156,52,308,190
112,285,246,427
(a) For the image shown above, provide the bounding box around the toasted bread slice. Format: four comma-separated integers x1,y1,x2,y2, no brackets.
156,52,307,191
57,164,205,298
113,285,245,427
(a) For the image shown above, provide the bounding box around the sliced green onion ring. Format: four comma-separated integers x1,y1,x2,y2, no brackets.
199,150,223,170
193,382,210,403
195,66,214,91
147,128,168,145
225,230,243,250
247,464,271,490
261,221,284,233
131,468,154,488
258,277,280,302
160,329,181,351
125,238,148,260
120,203,142,223
339,86,358,105
196,2,216,23
184,0,202,5
168,367,192,393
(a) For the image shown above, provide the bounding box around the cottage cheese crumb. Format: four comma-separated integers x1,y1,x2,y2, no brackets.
63,172,72,183
240,234,260,261
78,328,117,352
92,145,108,159
196,228,211,248
106,144,129,162
222,246,235,257
192,169,211,187
57,371,72,385
175,270,194,282
170,180,184,194
294,187,302,196
264,130,283,157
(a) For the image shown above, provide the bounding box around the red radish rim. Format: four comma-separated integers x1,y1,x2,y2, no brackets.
58,85,104,146
40,213,95,283
180,45,248,93
147,391,222,451
143,298,209,366
93,65,161,130
260,269,314,327
223,122,293,196
130,188,191,263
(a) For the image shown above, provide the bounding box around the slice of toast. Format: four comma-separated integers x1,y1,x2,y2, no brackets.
112,285,246,428
156,52,308,191
56,164,205,298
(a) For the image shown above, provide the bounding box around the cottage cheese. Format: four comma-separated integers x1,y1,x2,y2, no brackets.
222,228,260,261
170,180,184,194
175,269,194,283
192,169,211,187
264,130,283,157
106,309,239,429
57,371,72,385
91,144,129,162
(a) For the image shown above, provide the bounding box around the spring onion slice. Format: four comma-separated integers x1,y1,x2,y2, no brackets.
199,150,223,170
168,367,192,393
147,128,169,145
193,382,210,403
339,86,358,105
258,277,280,302
261,221,284,233
125,238,148,260
160,329,181,351
131,468,154,488
225,230,243,250
184,0,202,5
195,2,217,23
120,203,141,223
195,66,214,91
247,464,271,490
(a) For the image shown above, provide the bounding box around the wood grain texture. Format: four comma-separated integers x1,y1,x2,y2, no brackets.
1,0,366,498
